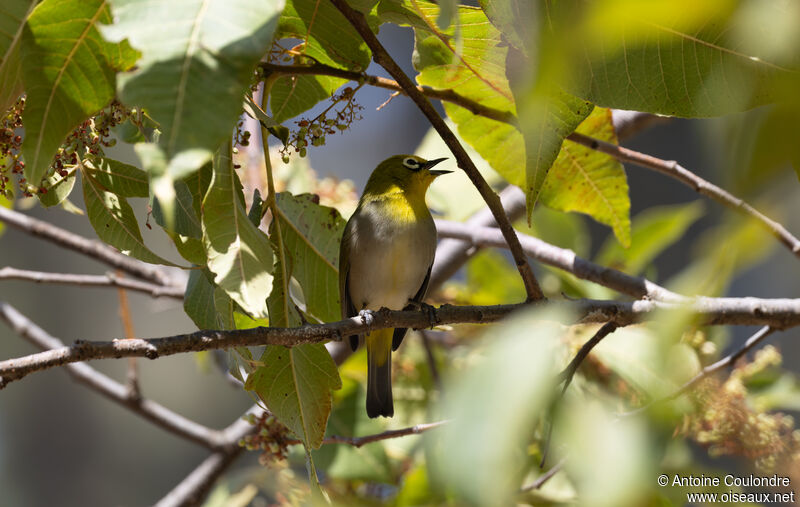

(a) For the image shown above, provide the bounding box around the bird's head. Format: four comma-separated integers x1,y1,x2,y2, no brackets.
363,155,451,197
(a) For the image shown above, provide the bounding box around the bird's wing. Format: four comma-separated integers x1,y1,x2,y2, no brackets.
392,263,432,351
339,219,359,350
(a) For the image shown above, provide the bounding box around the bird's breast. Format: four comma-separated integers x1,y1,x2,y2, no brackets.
345,199,436,311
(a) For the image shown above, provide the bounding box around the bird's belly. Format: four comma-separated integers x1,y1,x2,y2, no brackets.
348,227,433,311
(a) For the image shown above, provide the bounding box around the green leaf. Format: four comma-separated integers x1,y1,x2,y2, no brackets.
276,0,374,71
270,74,346,124
202,145,273,318
539,107,630,246
596,201,704,275
436,307,561,504
272,193,346,323
153,180,202,238
38,169,77,208
514,83,594,209
84,158,149,198
544,0,800,116
81,169,175,265
0,0,36,113
246,343,342,450
243,94,290,144
184,269,221,330
20,0,138,186
103,0,284,180
478,0,534,53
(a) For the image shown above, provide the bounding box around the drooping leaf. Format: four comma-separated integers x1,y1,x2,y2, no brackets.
478,0,534,53
0,0,37,113
81,168,175,265
20,0,138,186
272,192,346,323
544,0,800,116
184,269,222,330
246,343,342,450
540,107,630,246
103,0,284,181
243,94,290,144
596,201,704,275
84,158,149,198
276,0,374,71
436,307,561,504
513,82,594,209
153,180,202,238
38,169,77,207
202,144,272,318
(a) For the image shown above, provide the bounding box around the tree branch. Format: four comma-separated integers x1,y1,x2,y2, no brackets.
558,322,619,391
326,0,544,301
0,206,179,286
4,297,800,386
435,219,683,302
0,300,228,450
566,132,800,257
155,406,261,507
0,267,184,299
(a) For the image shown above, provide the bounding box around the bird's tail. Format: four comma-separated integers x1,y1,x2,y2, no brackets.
366,328,394,418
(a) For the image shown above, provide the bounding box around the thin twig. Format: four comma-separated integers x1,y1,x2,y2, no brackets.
623,326,776,416
3,298,800,386
0,301,228,450
0,267,185,298
284,419,449,448
567,132,800,257
0,207,178,286
326,0,544,301
520,458,567,492
558,322,620,392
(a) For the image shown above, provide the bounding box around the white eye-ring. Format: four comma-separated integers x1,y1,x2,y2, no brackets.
403,157,421,170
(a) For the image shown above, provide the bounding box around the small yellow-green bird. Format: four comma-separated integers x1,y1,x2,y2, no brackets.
339,155,450,418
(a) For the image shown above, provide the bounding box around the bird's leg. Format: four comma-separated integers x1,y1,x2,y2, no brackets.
406,301,438,329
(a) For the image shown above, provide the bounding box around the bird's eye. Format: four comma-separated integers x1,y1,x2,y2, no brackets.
402,157,421,171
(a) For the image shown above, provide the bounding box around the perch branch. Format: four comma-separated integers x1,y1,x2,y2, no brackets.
0,267,184,298
4,298,800,386
327,0,544,301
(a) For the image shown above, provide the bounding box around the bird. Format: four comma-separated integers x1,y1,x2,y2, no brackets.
339,155,450,418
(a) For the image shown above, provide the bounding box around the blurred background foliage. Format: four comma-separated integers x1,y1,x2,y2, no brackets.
1,0,800,505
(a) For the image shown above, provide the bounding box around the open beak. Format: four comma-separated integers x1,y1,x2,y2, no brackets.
424,157,451,176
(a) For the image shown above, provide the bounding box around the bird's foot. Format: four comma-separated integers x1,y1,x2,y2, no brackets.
358,309,376,334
